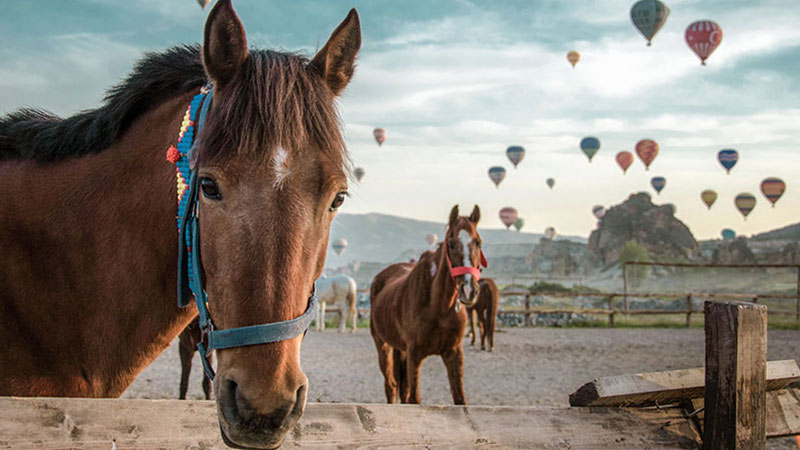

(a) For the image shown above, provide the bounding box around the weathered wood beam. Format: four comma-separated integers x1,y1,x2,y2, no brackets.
703,300,767,450
0,397,701,449
690,388,800,439
569,360,799,407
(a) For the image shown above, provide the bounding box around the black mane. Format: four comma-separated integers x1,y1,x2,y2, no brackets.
0,45,207,162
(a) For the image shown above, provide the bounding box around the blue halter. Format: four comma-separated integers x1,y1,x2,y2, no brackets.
174,85,317,380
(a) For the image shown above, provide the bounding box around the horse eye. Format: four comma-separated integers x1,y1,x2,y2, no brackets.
200,177,222,200
329,191,346,212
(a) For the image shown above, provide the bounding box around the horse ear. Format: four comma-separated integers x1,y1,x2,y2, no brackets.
202,0,248,88
448,205,459,229
309,9,361,96
469,205,481,225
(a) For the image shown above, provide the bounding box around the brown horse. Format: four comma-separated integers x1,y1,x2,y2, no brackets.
466,278,499,352
370,205,486,405
0,1,359,447
178,318,212,400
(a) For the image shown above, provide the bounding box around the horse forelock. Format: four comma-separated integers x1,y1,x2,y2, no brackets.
197,50,349,173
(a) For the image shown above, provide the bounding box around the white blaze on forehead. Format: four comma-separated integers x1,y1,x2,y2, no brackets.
458,229,473,297
271,146,291,189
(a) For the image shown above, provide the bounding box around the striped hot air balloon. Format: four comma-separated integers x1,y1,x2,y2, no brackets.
488,166,506,188
592,205,606,219
651,176,666,194
332,238,348,255
734,193,756,220
701,189,717,209
685,20,722,65
506,146,525,168
717,149,738,174
499,207,518,229
616,151,634,173
635,139,659,170
760,177,786,207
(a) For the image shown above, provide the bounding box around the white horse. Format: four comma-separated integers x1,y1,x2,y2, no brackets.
314,274,358,332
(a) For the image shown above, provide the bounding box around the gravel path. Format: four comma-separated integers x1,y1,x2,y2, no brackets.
125,327,800,407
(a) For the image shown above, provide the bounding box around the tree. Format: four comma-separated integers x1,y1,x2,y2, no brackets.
619,240,650,288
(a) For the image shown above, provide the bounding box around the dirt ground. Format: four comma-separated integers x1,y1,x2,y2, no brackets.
125,327,799,405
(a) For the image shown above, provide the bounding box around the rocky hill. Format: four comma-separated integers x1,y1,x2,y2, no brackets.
588,192,699,266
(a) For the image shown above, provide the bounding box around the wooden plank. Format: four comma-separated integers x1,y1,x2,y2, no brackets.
0,397,701,449
704,300,767,450
690,388,800,439
569,360,799,407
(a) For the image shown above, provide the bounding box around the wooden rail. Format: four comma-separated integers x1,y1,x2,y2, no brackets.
338,288,800,328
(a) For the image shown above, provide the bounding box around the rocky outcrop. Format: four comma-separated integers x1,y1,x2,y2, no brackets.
588,192,699,265
711,239,757,265
526,238,600,277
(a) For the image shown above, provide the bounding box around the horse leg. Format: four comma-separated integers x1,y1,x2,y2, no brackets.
348,288,357,332
468,309,476,346
338,306,345,333
405,349,424,404
374,341,397,403
441,347,466,405
178,334,194,400
486,308,495,352
201,352,213,400
319,301,326,331
479,311,486,351
393,349,408,403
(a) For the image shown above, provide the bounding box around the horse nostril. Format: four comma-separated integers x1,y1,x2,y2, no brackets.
219,378,240,425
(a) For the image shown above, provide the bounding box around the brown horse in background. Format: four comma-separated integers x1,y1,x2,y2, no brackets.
466,278,499,352
0,1,360,447
370,205,486,404
178,318,212,400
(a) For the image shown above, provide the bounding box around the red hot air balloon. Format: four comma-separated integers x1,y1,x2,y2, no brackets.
499,207,518,229
635,139,659,170
616,151,634,174
685,20,722,65
760,177,786,207
373,128,386,146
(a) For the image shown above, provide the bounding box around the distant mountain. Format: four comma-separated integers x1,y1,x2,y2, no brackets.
749,222,800,241
325,212,585,268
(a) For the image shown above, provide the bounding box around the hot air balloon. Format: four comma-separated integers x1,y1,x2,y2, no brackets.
544,227,557,240
373,128,386,146
506,146,525,168
332,238,348,255
197,0,211,9
513,217,525,232
635,139,659,170
651,176,666,194
488,166,506,188
734,193,756,220
721,228,736,241
592,205,606,219
717,149,738,174
616,151,634,174
580,137,600,162
546,178,555,189
567,51,580,68
685,21,722,65
761,177,786,207
354,167,366,182
701,189,717,209
425,233,438,246
499,207,518,229
630,0,670,46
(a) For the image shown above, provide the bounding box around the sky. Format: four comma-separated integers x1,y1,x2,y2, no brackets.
1,0,798,240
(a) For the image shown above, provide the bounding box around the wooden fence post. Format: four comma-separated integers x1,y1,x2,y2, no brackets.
524,294,531,327
608,295,615,328
703,300,767,450
685,294,692,328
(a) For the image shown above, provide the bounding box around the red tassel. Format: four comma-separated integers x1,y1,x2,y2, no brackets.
166,146,181,163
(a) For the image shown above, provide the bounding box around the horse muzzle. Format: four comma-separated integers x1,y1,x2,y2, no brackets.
458,280,480,307
216,375,308,449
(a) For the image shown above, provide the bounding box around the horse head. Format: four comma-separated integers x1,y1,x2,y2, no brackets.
194,1,359,447
445,205,485,308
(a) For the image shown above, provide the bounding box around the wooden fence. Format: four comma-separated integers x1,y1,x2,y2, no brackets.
341,288,800,327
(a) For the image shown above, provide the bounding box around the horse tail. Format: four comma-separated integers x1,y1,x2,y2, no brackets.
481,279,499,349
